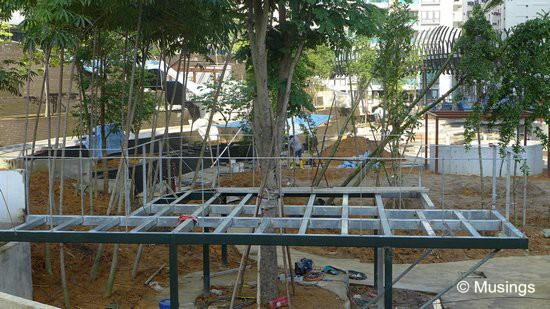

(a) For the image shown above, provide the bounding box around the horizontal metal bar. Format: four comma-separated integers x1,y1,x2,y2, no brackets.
150,204,378,217
90,218,119,232
195,187,428,198
0,230,528,249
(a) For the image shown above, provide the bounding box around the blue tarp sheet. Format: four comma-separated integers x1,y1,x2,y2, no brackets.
82,124,122,159
218,115,330,134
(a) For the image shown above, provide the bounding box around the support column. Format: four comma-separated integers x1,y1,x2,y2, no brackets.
424,114,429,167
169,242,179,309
203,228,210,293
221,244,228,268
384,248,392,309
435,116,439,174
376,247,384,309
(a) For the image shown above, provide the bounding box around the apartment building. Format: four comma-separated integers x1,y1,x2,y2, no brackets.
484,0,550,31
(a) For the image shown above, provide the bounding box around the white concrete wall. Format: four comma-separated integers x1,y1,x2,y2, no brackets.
0,242,33,300
429,143,544,176
0,169,26,225
488,0,550,31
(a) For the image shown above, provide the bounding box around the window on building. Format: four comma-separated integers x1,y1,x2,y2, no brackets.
421,10,440,25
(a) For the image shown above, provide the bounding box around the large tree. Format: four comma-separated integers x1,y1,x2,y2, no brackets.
242,0,382,302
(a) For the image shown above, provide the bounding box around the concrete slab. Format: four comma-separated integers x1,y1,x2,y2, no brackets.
143,247,550,308
0,291,59,309
0,242,32,299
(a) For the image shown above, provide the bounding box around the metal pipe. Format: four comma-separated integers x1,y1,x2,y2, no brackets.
522,158,527,226
424,114,428,167
496,144,497,209
203,228,210,293
169,242,179,309
376,246,384,309
419,249,500,309
505,152,511,220
221,244,228,268
142,144,147,210
384,248,392,309
435,116,439,174
159,140,164,194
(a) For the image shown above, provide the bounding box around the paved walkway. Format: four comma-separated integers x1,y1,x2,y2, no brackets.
149,247,550,308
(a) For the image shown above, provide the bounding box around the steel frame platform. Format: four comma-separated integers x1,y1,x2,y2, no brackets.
0,187,527,309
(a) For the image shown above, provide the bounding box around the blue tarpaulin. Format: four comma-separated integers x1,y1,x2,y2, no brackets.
82,124,122,159
218,114,330,134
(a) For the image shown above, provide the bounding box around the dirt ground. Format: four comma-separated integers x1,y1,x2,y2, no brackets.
25,148,550,308
196,281,344,309
28,172,245,308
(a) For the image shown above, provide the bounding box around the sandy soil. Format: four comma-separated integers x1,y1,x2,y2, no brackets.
25,156,550,308
28,172,244,308
196,281,344,309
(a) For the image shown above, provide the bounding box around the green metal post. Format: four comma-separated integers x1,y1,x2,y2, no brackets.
221,244,228,268
169,242,179,309
203,228,210,293
384,247,392,309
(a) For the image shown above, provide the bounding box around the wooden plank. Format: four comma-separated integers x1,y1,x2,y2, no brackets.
298,194,316,235
375,194,392,236
416,210,436,236
341,194,349,235
454,211,481,237
213,194,253,234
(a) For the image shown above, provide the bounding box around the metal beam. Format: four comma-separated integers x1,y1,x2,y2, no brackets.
420,192,436,209
52,217,82,232
255,218,271,234
419,249,500,309
131,206,172,233
213,193,253,233
172,193,221,233
90,218,119,232
15,217,46,231
341,194,349,235
0,229,527,249
416,210,436,236
376,195,392,236
454,210,481,237
299,194,316,234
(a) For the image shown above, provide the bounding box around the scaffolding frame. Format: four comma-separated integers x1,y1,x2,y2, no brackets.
0,187,527,309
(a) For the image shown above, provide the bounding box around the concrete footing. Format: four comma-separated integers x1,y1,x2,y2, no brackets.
0,242,33,300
